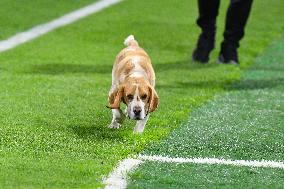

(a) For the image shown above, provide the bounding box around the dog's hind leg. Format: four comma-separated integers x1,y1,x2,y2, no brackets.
108,109,125,129
133,115,149,134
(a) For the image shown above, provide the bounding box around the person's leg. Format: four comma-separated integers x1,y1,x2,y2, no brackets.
192,0,220,63
219,0,253,64
196,0,220,33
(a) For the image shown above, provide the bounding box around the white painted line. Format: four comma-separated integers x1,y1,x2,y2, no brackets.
139,155,284,169
104,158,143,189
103,155,284,189
0,0,122,52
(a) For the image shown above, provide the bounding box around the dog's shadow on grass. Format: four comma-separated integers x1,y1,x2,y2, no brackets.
66,110,132,141
69,124,126,141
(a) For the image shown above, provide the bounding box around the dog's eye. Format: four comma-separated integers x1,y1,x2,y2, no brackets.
127,94,134,101
141,94,147,100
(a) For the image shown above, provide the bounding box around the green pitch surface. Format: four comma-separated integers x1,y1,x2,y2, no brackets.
129,162,284,189
0,0,284,188
128,35,284,188
0,0,96,40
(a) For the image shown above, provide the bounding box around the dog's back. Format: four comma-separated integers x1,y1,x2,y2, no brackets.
112,35,155,87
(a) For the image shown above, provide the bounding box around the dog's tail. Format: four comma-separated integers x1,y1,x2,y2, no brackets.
124,35,139,47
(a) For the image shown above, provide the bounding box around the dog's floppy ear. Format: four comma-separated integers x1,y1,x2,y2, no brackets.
148,85,159,113
107,86,124,109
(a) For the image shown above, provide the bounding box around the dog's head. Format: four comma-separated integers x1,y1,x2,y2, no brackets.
108,81,159,120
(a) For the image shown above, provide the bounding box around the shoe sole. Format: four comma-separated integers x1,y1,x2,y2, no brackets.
216,59,239,65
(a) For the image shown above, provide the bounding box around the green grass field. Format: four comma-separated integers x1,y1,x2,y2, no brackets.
129,162,284,189
128,35,284,188
0,0,283,188
0,0,96,40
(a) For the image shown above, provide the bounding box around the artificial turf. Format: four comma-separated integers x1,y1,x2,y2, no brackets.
127,162,284,189
0,0,283,188
128,34,284,188
129,162,284,189
0,0,97,40
141,40,284,160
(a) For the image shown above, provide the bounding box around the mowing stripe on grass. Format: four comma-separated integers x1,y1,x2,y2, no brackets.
0,0,121,52
104,158,143,189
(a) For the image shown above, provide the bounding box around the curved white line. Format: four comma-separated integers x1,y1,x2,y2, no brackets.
103,158,143,189
104,155,284,188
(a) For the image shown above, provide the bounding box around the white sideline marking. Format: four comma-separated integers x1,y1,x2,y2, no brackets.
104,158,142,189
104,155,284,189
139,155,284,169
0,0,122,52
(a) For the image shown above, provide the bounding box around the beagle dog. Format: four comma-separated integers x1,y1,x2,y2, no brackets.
107,35,159,133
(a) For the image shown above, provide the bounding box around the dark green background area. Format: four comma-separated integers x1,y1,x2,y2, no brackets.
141,34,284,161
129,162,284,189
128,35,284,188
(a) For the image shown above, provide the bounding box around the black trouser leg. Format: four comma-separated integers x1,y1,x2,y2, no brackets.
223,0,253,48
193,0,221,63
197,0,220,36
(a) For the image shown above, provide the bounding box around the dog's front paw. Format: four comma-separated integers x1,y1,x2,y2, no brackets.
108,122,121,129
133,128,144,134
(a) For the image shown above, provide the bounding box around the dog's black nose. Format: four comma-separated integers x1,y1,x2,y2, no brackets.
133,106,142,115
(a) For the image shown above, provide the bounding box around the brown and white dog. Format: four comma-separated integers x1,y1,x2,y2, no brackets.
107,35,159,133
